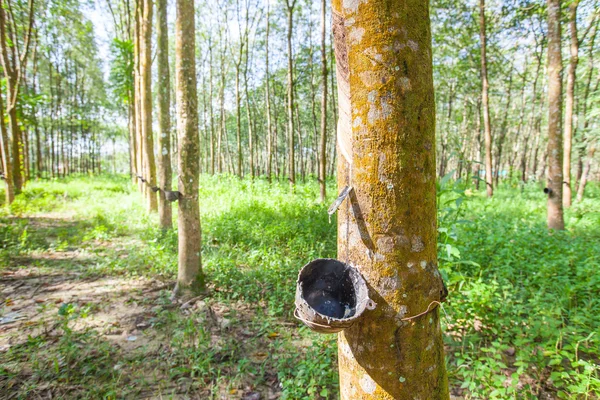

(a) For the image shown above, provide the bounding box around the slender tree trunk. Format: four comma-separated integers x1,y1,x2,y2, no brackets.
134,2,144,192
546,0,565,230
576,143,595,202
218,37,227,175
235,63,242,177
333,0,449,397
474,98,482,189
265,5,273,183
128,96,137,183
286,0,296,189
0,83,14,204
157,0,172,229
576,15,598,196
319,0,327,202
563,0,579,208
208,39,215,175
244,59,254,179
174,0,204,293
494,66,514,187
140,0,157,211
479,0,493,197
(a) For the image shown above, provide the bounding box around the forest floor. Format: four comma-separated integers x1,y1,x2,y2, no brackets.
0,175,599,399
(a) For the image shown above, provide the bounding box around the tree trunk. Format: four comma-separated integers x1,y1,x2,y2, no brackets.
208,39,215,175
0,83,14,204
157,0,172,229
332,0,449,397
563,0,579,208
479,0,493,197
140,0,157,211
576,143,595,202
286,0,296,189
235,64,242,178
129,96,137,183
494,66,514,187
265,5,273,183
546,0,565,230
175,0,204,293
134,2,144,192
244,60,254,179
319,0,327,202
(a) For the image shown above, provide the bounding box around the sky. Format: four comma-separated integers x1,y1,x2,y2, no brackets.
82,2,113,79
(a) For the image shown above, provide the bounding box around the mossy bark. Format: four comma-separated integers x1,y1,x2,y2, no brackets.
175,0,204,293
157,0,172,229
546,0,565,230
333,0,449,398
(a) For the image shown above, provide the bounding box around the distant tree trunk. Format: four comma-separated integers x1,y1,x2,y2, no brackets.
140,0,157,211
156,0,172,229
333,0,449,397
546,0,565,230
218,30,227,175
134,3,144,192
576,14,598,199
0,83,14,204
563,0,579,208
328,41,337,178
285,0,297,189
474,98,482,189
208,38,215,175
479,0,493,197
243,54,254,179
128,96,137,183
234,61,242,177
318,0,327,202
174,0,204,294
494,66,514,187
576,143,595,202
265,4,273,183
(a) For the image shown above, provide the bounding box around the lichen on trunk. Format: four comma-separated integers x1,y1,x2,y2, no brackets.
332,0,449,398
175,0,204,293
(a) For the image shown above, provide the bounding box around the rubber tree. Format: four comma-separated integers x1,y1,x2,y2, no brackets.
139,0,157,212
156,0,172,229
318,0,327,202
0,0,35,196
174,0,204,294
562,0,579,208
285,0,297,190
332,0,449,398
0,83,13,204
479,0,493,197
546,0,565,230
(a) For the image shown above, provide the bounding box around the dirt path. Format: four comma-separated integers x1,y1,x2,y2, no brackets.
0,216,290,399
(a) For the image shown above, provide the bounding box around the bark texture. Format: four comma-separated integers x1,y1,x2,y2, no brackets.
175,0,204,292
157,0,172,229
546,0,565,230
333,0,449,398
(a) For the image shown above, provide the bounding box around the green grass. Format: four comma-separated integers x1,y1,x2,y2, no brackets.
0,175,599,399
